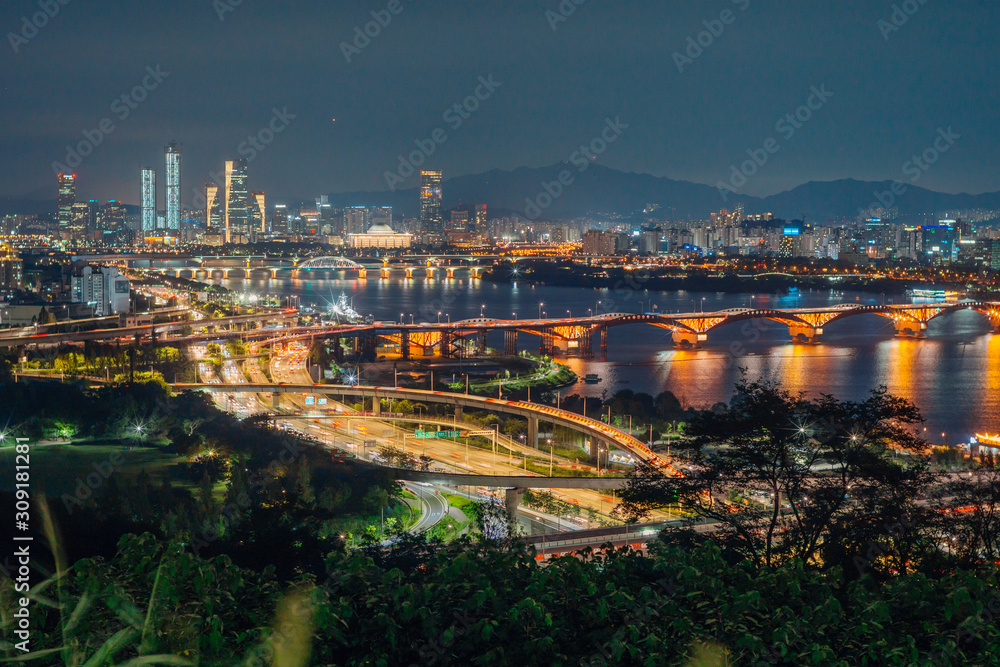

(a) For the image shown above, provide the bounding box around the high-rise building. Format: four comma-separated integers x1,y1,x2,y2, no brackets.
372,206,393,228
343,206,370,235
165,143,181,230
0,242,23,294
205,183,223,230
419,170,443,233
272,204,289,234
252,192,266,233
98,201,127,231
57,173,76,230
224,158,249,243
70,265,130,316
141,168,157,231
473,204,487,231
449,210,468,232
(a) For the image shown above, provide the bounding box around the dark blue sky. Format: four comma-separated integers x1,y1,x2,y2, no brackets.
1,0,997,207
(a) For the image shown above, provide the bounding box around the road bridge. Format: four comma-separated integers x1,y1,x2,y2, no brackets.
173,382,668,467
255,301,1000,359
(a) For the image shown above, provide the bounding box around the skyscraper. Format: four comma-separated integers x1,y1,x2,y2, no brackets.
165,143,181,230
272,204,288,234
473,204,487,231
205,183,222,230
252,192,266,233
140,168,156,231
420,170,442,234
57,173,76,230
223,159,249,243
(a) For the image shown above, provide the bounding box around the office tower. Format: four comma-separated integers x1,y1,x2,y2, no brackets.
141,168,156,231
473,204,487,231
57,173,76,230
205,183,223,230
343,206,370,235
99,201,127,231
372,206,393,227
419,170,442,233
272,204,288,234
0,242,23,293
224,158,249,243
165,143,181,230
449,210,468,232
252,192,266,233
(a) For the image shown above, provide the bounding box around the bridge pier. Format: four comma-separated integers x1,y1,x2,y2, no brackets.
358,268,367,279
528,416,538,448
333,337,344,363
600,326,608,357
671,330,704,348
539,328,555,356
579,329,593,357
446,268,455,279
504,487,527,519
504,330,518,356
788,325,821,344
272,392,280,409
400,330,410,360
372,396,381,416
405,268,414,279
894,321,927,338
477,331,487,356
381,267,391,279
471,267,481,279
455,405,463,420
589,436,599,459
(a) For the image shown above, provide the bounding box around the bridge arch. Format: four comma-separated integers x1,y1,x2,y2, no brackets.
298,257,364,269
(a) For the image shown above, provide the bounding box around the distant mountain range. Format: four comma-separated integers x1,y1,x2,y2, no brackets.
328,164,1000,222
6,165,1000,222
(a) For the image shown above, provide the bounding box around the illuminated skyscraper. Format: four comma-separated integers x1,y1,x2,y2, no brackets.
165,143,181,230
140,168,156,231
224,158,249,243
57,173,76,230
252,192,266,233
473,204,487,231
205,183,223,230
272,204,288,234
419,170,442,233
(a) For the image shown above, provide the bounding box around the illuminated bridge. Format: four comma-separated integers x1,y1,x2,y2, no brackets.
256,301,1000,358
144,256,486,280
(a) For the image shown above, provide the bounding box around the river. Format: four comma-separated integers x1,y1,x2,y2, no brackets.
209,273,1000,444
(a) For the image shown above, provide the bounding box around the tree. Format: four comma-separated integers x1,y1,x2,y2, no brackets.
617,379,937,573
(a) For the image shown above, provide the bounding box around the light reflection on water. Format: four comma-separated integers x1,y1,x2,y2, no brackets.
208,274,998,441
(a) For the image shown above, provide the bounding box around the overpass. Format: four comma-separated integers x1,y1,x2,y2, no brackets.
0,310,297,347
172,382,670,469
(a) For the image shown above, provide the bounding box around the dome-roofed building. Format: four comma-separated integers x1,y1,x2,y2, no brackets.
348,223,412,249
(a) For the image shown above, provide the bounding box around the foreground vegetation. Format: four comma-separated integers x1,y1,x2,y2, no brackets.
2,370,1000,664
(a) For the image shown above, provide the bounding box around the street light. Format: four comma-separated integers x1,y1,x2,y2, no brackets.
437,311,442,323
480,304,486,318
538,302,544,319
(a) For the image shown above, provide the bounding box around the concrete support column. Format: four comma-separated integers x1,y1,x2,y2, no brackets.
504,330,518,356
272,392,280,409
788,325,820,344
373,396,381,416
894,320,927,338
504,487,526,519
600,326,608,357
528,416,538,449
455,405,463,421
589,437,599,459
671,330,703,348
400,330,410,360
477,331,487,356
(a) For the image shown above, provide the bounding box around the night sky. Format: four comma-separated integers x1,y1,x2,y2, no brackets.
2,0,997,207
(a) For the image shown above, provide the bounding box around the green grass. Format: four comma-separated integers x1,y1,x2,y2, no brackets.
0,442,184,495
444,493,476,511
